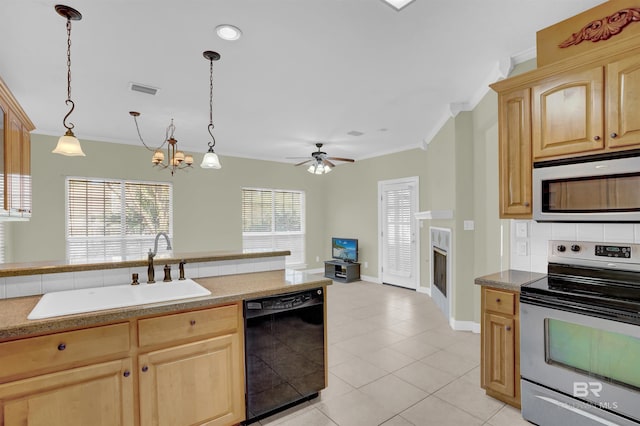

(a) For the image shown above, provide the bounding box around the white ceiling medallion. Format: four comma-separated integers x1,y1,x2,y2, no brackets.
381,0,416,11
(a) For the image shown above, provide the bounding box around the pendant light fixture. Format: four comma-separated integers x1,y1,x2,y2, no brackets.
200,51,222,169
129,111,194,176
52,4,85,157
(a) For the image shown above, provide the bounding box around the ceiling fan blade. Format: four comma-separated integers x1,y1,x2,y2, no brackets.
323,159,335,168
294,159,314,166
327,156,355,163
286,156,312,159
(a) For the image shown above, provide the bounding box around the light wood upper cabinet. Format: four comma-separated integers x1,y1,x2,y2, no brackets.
532,66,605,160
606,55,640,149
498,88,532,218
0,75,34,219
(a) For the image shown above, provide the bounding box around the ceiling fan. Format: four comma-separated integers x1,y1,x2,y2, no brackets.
289,143,355,174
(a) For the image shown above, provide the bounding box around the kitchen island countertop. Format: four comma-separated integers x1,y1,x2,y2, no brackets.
474,269,546,292
0,269,331,340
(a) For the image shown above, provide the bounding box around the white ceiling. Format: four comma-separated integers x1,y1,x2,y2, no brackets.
0,0,602,165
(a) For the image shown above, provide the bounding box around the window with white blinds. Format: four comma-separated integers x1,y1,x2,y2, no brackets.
66,177,172,262
242,188,305,267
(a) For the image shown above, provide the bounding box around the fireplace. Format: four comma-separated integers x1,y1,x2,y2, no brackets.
430,227,451,320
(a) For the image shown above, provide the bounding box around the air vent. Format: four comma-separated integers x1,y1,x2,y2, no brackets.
347,130,364,137
129,82,159,96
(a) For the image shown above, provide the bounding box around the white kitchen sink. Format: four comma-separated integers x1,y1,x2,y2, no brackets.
28,279,211,320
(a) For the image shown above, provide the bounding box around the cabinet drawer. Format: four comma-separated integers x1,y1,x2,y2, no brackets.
0,322,130,382
484,289,515,315
138,304,238,349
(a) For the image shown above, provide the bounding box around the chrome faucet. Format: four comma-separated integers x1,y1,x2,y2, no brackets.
147,232,172,283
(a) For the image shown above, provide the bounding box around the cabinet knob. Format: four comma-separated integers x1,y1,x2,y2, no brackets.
57,343,66,351
610,132,618,138
505,326,512,331
190,320,196,326
523,202,530,207
495,298,501,303
142,365,149,372
123,370,130,378
594,135,601,141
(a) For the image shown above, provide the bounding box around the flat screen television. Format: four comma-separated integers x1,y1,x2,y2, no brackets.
332,238,358,263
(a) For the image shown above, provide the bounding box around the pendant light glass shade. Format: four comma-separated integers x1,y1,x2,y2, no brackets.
201,150,221,169
52,129,85,156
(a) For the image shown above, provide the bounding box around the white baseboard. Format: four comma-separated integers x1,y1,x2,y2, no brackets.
305,268,324,275
360,274,380,283
450,319,481,334
417,286,430,295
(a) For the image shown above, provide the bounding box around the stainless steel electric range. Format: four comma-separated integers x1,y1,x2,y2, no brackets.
520,240,640,426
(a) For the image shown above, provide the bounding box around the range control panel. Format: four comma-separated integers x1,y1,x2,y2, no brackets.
549,240,640,271
595,244,631,258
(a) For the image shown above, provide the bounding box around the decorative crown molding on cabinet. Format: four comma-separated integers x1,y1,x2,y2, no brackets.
560,8,640,47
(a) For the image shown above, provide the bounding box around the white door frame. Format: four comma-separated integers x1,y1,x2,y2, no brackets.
377,176,420,290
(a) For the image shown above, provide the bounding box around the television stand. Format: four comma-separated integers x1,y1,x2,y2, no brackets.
324,260,360,283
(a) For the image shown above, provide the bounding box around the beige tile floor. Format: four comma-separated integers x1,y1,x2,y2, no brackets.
258,280,533,426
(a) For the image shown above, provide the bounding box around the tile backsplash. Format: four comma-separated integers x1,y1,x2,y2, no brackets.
510,221,640,272
0,256,286,300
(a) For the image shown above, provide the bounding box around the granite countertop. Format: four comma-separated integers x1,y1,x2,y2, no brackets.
0,249,291,278
474,269,547,292
0,269,331,341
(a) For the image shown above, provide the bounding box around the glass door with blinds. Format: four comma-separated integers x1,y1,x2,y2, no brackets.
379,177,418,290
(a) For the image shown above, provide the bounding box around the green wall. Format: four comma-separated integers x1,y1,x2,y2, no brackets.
6,63,536,323
8,134,327,266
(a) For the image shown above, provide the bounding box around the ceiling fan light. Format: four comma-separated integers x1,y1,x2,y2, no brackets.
184,154,194,165
201,151,221,169
53,131,85,156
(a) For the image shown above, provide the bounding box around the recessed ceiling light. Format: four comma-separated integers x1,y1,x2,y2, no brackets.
381,0,416,11
216,25,242,41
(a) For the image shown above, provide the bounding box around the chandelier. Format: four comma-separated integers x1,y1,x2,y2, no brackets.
129,111,193,175
52,4,85,157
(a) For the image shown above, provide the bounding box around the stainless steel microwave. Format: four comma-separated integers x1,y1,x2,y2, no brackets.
533,150,640,222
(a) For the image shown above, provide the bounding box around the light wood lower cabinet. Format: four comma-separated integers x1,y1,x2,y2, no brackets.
0,302,245,426
139,334,244,426
480,287,520,408
0,355,134,426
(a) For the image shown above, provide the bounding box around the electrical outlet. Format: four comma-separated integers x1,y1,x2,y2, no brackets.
315,256,319,262
516,222,528,238
364,261,368,268
517,241,528,256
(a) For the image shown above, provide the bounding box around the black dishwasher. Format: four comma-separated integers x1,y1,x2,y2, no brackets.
243,287,325,424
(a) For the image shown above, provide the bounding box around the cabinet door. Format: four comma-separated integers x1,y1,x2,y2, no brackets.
532,67,604,159
139,333,244,426
498,88,532,218
0,358,134,426
20,124,31,216
0,99,6,216
606,56,640,149
6,109,30,216
482,312,516,398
